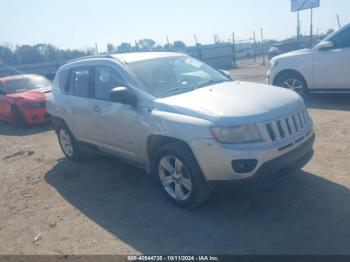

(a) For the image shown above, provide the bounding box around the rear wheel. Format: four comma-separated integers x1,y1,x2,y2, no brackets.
57,125,83,161
275,72,309,99
12,106,27,128
154,142,211,208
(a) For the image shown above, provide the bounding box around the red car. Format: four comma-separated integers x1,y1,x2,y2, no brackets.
0,74,52,126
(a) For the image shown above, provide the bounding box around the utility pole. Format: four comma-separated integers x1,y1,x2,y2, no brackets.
310,8,314,47
166,36,170,48
253,31,256,63
95,43,99,55
193,34,198,45
337,14,341,28
260,28,265,66
297,11,301,39
232,32,236,68
213,34,218,44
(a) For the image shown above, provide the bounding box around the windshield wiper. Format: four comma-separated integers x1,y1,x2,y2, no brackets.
158,87,194,97
196,79,231,89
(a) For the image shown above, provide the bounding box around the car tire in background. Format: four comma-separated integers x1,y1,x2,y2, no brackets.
12,105,27,128
57,125,83,161
154,142,211,209
275,72,309,99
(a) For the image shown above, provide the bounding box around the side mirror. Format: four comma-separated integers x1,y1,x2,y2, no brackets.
317,41,334,51
219,69,233,80
109,86,137,106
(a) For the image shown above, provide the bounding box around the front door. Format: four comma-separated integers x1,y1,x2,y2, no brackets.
86,65,140,162
313,27,350,90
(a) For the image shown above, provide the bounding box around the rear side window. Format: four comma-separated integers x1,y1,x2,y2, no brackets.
70,67,93,97
94,66,125,100
58,69,70,94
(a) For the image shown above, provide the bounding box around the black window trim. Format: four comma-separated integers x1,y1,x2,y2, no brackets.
69,66,95,98
64,62,135,100
91,64,129,102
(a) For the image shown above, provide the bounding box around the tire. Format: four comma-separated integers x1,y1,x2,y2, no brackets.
153,142,211,209
57,125,83,161
275,72,309,99
12,106,27,128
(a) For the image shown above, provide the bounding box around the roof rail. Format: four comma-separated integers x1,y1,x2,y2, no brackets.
65,55,115,64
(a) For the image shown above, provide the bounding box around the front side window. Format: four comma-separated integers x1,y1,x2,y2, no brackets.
94,66,125,100
5,76,51,94
128,56,230,98
71,67,93,97
331,27,350,49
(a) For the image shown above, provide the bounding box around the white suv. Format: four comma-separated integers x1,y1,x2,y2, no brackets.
268,23,350,96
48,52,315,208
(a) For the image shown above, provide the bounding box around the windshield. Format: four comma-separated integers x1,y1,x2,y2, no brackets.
128,56,230,97
5,76,51,94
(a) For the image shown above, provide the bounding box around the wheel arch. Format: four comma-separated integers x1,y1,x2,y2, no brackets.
273,69,309,89
146,135,196,174
10,103,26,122
51,116,73,135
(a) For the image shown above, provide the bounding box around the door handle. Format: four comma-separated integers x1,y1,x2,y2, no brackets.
92,105,102,113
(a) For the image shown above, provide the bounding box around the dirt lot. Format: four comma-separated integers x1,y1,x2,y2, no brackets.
1,60,350,255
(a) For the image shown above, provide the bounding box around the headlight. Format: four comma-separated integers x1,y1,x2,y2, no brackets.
210,124,263,144
22,101,45,109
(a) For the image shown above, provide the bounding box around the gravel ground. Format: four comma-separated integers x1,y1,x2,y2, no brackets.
0,61,350,255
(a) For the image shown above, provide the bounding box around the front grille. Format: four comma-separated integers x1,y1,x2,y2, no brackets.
265,109,309,142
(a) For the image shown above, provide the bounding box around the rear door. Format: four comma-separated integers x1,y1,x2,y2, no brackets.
313,27,350,90
65,66,95,140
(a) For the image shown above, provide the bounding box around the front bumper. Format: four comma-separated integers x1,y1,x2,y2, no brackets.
210,133,315,189
190,131,315,183
22,108,51,124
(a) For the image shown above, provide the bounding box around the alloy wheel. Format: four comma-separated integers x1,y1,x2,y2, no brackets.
59,129,74,157
159,155,192,201
282,78,304,94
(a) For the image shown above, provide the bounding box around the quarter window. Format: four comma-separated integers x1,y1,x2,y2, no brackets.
71,67,93,97
94,66,125,100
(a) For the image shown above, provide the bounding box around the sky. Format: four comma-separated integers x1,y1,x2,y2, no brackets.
1,0,350,51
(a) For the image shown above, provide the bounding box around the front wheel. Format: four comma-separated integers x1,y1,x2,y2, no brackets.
57,126,83,161
275,72,309,99
154,143,211,209
12,106,27,128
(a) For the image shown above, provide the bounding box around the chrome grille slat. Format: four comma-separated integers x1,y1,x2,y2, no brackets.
292,115,300,132
280,119,290,137
271,122,281,140
288,117,296,134
302,110,307,124
265,109,309,142
298,112,304,128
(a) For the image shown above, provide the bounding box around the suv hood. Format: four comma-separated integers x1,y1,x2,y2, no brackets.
273,48,312,60
154,81,304,125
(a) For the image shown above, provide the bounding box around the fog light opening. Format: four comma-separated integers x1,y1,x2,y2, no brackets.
232,159,258,174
